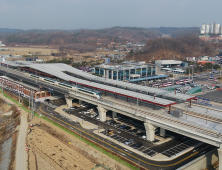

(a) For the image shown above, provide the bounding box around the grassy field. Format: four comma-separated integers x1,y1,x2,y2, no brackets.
1,46,58,55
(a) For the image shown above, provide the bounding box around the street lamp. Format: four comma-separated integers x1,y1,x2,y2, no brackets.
220,64,221,78
189,65,190,82
206,106,208,124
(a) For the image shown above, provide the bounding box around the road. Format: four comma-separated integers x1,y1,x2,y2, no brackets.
0,91,28,170
36,102,216,170
15,108,28,170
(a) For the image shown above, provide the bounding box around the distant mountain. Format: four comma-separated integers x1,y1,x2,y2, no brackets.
0,28,22,33
0,26,200,47
148,27,200,37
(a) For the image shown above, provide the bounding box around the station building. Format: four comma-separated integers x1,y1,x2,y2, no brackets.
93,61,156,81
155,60,182,68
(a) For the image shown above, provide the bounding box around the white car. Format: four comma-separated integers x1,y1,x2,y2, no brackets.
80,104,85,107
91,114,97,118
142,135,146,139
70,107,75,110
83,111,90,114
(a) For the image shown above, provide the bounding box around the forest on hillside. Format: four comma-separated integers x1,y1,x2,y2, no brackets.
0,27,161,46
0,27,199,46
127,34,219,62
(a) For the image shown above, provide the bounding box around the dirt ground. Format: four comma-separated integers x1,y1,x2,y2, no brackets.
1,47,58,56
27,116,131,170
0,97,20,170
27,126,95,170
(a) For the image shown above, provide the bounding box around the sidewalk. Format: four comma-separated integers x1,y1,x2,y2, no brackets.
1,93,28,170
54,105,98,129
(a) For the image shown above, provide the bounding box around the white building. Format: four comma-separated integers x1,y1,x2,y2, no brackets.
213,22,219,34
211,24,214,34
220,26,222,35
155,60,182,68
200,23,222,34
0,41,5,47
200,24,206,34
205,24,210,34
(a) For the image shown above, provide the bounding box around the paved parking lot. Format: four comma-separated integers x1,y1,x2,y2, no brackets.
101,130,157,157
197,90,222,103
161,139,201,157
52,100,203,158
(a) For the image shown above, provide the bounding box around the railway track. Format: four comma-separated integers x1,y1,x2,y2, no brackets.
1,66,221,139
102,98,222,139
171,106,222,125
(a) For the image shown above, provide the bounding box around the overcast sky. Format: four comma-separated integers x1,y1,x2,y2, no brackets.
1,0,221,30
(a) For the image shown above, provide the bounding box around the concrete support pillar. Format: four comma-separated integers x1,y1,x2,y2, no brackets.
111,71,113,80
144,122,155,141
39,85,43,91
106,70,109,78
141,67,142,77
112,111,117,118
97,107,107,122
65,97,72,109
128,69,130,80
79,100,82,105
218,148,222,170
160,128,166,137
117,70,118,81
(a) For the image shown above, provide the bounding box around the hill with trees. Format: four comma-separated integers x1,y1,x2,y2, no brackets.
127,34,214,62
0,26,200,53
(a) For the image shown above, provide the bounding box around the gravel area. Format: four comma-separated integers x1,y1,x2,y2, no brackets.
0,136,13,170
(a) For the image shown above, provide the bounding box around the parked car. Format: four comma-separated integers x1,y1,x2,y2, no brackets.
133,142,142,149
136,132,145,137
129,129,138,134
70,107,76,110
142,135,147,139
91,114,97,118
124,126,131,130
125,139,134,145
119,125,126,129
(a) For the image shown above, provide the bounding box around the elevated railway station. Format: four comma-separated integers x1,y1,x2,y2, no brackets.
1,61,222,170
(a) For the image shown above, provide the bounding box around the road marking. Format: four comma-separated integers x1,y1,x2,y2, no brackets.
39,104,211,168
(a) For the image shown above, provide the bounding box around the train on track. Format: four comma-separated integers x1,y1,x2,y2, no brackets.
28,74,101,99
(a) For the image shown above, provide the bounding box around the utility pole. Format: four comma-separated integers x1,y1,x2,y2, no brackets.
189,66,190,81
137,94,138,115
19,85,20,103
220,64,221,78
32,91,34,120
119,35,121,60
29,89,31,115
206,105,208,124
2,80,4,101
35,70,37,83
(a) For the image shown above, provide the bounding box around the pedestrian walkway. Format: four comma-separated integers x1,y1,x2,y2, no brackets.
55,105,98,129
0,93,28,170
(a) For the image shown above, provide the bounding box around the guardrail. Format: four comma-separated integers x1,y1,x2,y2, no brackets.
70,91,222,140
